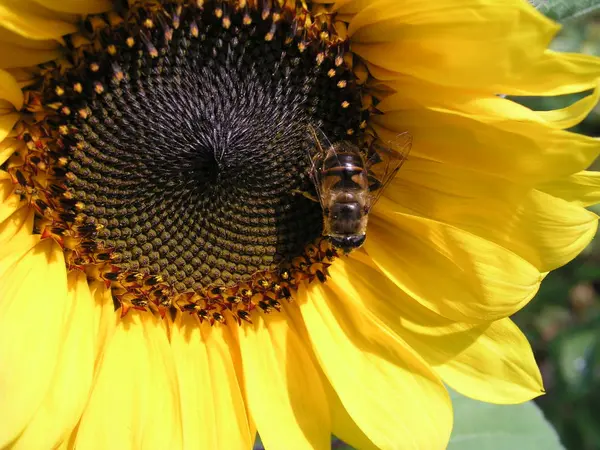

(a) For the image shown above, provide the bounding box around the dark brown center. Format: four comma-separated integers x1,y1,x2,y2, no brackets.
47,1,363,294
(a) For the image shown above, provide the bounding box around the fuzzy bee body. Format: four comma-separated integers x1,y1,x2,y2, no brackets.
306,126,411,254
318,144,370,252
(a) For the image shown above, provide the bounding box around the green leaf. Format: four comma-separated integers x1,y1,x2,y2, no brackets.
531,0,600,22
448,389,565,450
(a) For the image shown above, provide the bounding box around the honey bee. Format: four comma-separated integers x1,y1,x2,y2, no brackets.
304,125,411,254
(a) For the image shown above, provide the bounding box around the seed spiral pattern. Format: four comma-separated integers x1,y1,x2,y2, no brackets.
5,0,369,323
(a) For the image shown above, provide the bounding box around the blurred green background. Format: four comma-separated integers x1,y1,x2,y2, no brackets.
511,10,600,450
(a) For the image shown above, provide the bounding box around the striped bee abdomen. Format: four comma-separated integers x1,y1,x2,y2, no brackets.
322,152,369,191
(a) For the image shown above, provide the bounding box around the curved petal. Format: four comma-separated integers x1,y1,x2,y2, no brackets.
0,68,23,109
88,281,118,371
294,280,452,449
5,67,39,89
366,211,542,323
0,42,60,69
379,76,599,131
326,385,378,450
233,310,331,450
380,158,598,272
75,312,182,450
0,228,40,277
283,298,379,450
0,111,19,142
336,256,544,404
0,0,77,40
348,0,559,90
535,84,600,129
0,138,23,166
0,177,24,225
372,103,600,185
169,313,253,450
499,50,600,96
433,318,545,404
0,31,60,69
12,271,95,450
0,206,32,245
537,171,600,207
32,0,112,15
0,240,70,448
0,25,59,48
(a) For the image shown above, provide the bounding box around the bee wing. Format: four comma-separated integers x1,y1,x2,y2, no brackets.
366,132,412,210
306,124,334,210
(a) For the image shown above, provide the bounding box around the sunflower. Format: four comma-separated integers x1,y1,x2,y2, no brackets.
1,0,600,448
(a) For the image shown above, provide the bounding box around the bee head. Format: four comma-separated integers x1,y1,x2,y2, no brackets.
329,235,366,254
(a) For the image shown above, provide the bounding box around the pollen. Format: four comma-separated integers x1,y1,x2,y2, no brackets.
5,0,369,326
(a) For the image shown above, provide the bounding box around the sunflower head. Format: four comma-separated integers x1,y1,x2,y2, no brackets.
3,0,383,323
2,0,600,449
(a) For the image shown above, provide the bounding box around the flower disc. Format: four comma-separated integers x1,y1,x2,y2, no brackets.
10,0,366,320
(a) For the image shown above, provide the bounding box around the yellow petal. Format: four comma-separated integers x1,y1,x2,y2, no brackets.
326,385,378,450
381,158,598,272
88,281,118,371
170,313,253,449
0,240,70,448
0,24,60,71
538,171,600,207
434,318,544,404
334,0,373,15
234,310,331,450
5,67,39,89
366,212,542,322
0,138,23,165
348,0,559,90
0,69,23,109
0,41,60,69
0,1,77,40
534,82,600,129
0,179,24,225
282,297,379,450
379,75,599,131
0,111,19,141
0,25,59,47
76,311,182,450
0,206,32,246
32,0,112,15
12,271,95,450
294,281,452,449
337,256,544,404
499,50,600,96
373,95,600,184
0,227,39,278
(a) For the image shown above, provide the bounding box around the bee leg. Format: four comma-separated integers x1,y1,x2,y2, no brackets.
291,189,319,203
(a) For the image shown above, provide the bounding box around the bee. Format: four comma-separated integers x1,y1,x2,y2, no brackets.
304,125,411,254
